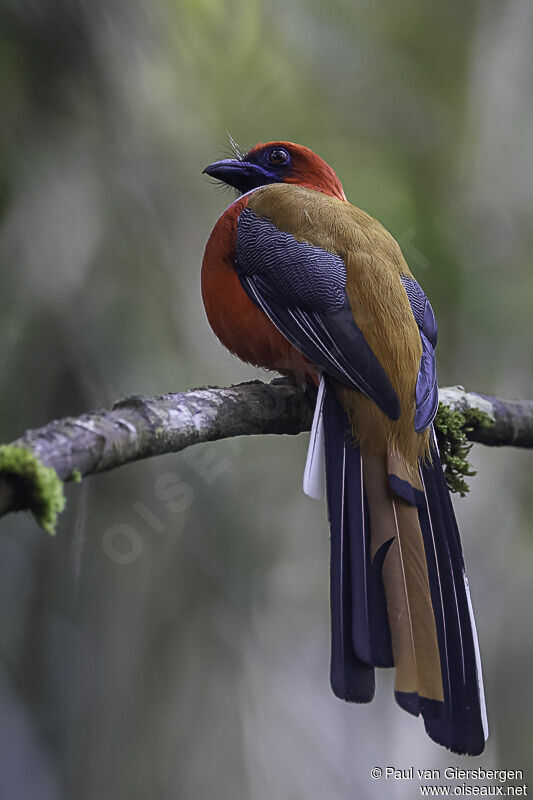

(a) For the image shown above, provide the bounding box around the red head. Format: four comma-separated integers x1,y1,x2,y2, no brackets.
203,141,346,201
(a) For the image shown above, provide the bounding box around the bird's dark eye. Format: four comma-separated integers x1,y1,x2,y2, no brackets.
267,148,289,165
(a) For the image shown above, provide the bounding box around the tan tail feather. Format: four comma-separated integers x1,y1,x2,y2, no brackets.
363,450,443,702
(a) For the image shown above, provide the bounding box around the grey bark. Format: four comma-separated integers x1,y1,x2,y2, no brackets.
0,380,532,521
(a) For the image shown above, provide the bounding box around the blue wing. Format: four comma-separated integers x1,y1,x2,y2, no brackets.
401,276,439,433
235,207,400,420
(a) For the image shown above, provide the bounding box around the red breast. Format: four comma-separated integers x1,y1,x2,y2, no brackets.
201,193,318,383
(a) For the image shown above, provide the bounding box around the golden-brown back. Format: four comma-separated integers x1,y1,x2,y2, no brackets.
248,184,430,475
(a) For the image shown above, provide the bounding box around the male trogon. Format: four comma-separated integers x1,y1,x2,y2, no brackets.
201,141,488,755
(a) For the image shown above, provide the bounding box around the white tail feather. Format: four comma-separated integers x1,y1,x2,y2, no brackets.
463,574,489,741
303,376,326,500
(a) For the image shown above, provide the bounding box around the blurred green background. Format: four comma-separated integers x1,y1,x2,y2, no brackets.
0,1,532,797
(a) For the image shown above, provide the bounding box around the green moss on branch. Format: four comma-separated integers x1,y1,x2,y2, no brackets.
434,403,494,496
0,446,66,533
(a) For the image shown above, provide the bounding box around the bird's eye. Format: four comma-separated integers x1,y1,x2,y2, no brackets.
267,148,289,165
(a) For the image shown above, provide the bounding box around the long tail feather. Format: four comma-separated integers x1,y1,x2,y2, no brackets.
323,380,375,702
416,443,488,754
364,452,444,715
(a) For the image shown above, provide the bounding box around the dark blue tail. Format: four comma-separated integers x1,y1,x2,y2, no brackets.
322,379,487,755
418,446,487,755
323,380,392,702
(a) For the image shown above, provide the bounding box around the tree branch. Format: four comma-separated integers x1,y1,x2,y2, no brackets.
0,380,531,525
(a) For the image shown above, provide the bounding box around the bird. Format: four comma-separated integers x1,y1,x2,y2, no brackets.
201,140,488,755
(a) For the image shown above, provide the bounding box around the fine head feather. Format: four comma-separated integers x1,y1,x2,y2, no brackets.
204,141,347,200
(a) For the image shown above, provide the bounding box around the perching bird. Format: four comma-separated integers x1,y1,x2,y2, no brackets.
201,141,488,755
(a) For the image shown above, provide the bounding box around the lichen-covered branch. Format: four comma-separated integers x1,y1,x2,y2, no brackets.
437,387,533,448
0,380,315,529
0,380,531,531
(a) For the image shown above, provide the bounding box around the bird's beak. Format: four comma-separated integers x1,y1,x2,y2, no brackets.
203,158,273,193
